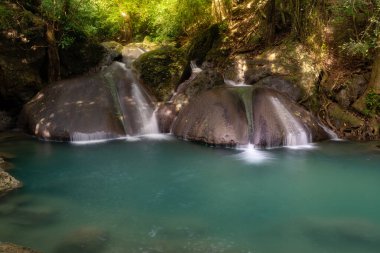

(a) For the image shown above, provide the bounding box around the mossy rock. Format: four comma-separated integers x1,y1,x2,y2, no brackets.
186,24,220,65
327,102,364,130
60,41,106,78
133,47,187,101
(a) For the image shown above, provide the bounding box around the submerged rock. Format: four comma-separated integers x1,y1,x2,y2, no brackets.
55,226,109,253
173,86,329,147
0,171,22,197
0,243,41,253
20,62,158,141
303,217,380,248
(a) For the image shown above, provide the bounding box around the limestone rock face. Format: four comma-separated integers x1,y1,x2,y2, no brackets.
172,86,329,147
158,69,225,133
20,62,158,141
252,76,303,102
252,88,328,147
172,87,249,146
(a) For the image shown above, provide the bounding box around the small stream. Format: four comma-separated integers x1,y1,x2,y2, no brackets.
0,135,380,253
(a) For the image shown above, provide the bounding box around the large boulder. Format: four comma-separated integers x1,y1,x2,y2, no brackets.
20,62,158,141
224,43,321,100
252,88,329,147
133,46,187,101
172,86,329,147
157,69,225,133
172,87,249,145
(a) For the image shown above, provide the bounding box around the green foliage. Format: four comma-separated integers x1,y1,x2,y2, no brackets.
133,46,187,100
34,0,215,47
330,0,380,60
0,4,13,29
364,89,380,116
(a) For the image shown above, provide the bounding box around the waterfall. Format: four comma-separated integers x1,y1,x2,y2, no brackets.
269,96,311,146
235,86,254,142
71,131,117,143
131,83,159,135
318,123,339,140
190,60,202,74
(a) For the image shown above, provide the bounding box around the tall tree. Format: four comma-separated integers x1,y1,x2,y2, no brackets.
353,34,380,113
265,0,276,44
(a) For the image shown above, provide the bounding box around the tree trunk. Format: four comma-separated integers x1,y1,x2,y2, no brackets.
212,0,229,22
353,35,380,113
46,22,60,83
265,0,276,44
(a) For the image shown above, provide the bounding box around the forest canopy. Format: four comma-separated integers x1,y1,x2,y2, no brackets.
15,0,230,47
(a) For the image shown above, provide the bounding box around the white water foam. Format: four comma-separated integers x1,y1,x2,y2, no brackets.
318,123,343,141
131,83,159,135
138,133,174,141
224,79,249,87
270,97,311,147
190,60,202,74
71,132,128,145
234,143,272,163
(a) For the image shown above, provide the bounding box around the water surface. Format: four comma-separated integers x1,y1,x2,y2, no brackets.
0,134,379,253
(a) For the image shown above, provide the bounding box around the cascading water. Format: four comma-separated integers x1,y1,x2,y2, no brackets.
131,82,159,135
318,123,339,140
190,60,202,74
70,131,115,143
234,86,255,143
269,96,311,146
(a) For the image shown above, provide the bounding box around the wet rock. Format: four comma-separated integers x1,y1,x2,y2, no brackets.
327,103,364,131
0,111,14,131
175,69,224,99
224,44,320,99
349,74,369,99
0,171,22,197
304,217,380,248
0,157,14,171
156,103,177,133
172,87,250,146
164,69,224,129
0,151,16,159
252,88,328,147
133,46,187,101
20,62,157,141
98,41,124,67
0,243,41,253
10,205,59,227
55,226,109,253
122,44,147,67
252,76,303,101
335,89,351,109
173,86,329,147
